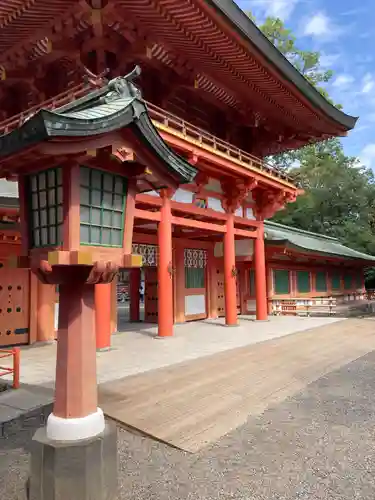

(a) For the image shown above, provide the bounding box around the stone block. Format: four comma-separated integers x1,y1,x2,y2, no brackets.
28,421,118,500
0,388,53,411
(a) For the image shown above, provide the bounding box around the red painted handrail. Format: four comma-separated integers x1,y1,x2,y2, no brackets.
0,347,20,389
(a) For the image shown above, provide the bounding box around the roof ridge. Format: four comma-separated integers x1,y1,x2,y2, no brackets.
264,221,339,242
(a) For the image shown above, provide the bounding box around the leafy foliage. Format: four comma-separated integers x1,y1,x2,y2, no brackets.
272,139,375,254
254,16,339,107
248,11,375,282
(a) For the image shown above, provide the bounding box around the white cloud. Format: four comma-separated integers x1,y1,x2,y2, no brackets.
360,144,375,169
361,73,375,94
319,52,340,69
247,0,299,21
332,74,354,88
302,12,342,40
304,12,330,36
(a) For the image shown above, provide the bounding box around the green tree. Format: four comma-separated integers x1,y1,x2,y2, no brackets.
272,139,375,255
248,11,375,272
250,15,339,106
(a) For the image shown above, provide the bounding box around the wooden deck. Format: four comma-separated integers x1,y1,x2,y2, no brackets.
99,319,375,452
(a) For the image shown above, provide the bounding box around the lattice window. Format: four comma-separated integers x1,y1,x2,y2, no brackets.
331,272,341,291
296,271,311,294
184,249,207,289
343,273,353,290
315,271,327,292
80,167,126,247
249,269,256,296
273,269,290,295
28,167,63,248
184,249,207,268
132,244,158,266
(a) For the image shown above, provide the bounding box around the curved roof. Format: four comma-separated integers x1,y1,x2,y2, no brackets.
265,222,375,262
0,68,197,186
209,0,357,131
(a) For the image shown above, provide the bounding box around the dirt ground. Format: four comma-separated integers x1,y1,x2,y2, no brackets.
2,350,375,499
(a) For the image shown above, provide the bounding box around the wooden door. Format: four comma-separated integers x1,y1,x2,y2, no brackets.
236,271,241,314
0,268,29,346
216,264,240,317
144,267,158,323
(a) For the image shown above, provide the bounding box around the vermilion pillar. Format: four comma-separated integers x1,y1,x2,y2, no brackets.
95,284,112,350
223,212,238,326
130,268,141,322
36,282,56,342
255,224,268,321
157,190,173,337
50,280,104,440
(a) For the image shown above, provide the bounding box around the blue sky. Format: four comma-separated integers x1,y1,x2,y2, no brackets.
236,0,375,168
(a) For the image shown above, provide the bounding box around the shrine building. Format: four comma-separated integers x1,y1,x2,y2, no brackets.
0,0,370,347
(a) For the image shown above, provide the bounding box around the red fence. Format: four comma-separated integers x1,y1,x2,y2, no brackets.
0,348,20,389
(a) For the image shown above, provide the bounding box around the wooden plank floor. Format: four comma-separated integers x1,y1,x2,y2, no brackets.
99,318,375,453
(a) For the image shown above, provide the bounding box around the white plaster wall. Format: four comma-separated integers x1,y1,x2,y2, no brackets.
185,295,206,315
207,197,225,213
0,179,18,197
214,239,254,258
205,178,222,193
245,207,255,220
172,189,194,203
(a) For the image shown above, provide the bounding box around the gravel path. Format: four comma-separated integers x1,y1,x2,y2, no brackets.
2,351,375,499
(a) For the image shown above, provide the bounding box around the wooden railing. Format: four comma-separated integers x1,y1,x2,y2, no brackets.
0,83,91,135
0,347,20,389
146,102,294,184
271,298,337,317
0,83,295,185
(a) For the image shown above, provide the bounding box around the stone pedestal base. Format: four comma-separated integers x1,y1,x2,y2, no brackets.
28,421,118,500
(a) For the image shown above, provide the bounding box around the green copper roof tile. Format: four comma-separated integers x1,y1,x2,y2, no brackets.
265,221,375,262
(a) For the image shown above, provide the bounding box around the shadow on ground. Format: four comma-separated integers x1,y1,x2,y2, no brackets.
3,351,375,499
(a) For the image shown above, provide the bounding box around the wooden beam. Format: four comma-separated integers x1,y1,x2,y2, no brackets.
134,208,161,222
171,216,226,233
234,228,258,239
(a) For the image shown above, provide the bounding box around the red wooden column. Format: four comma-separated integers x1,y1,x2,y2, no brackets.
174,242,186,323
157,190,174,337
49,279,104,440
95,284,112,350
37,282,56,343
130,268,141,322
223,212,238,326
254,224,268,321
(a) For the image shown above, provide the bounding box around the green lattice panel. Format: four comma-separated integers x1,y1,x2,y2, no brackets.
315,271,328,292
80,167,126,247
28,167,63,248
273,269,290,295
185,267,205,289
296,271,311,293
249,269,256,296
343,273,353,290
331,272,341,291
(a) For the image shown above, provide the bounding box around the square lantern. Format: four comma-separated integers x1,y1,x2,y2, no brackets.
79,167,126,248
21,162,138,273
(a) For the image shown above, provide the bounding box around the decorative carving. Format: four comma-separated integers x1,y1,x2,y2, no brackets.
221,178,258,213
253,189,297,220
132,243,158,266
104,65,142,101
194,171,208,192
167,261,175,277
184,249,207,269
